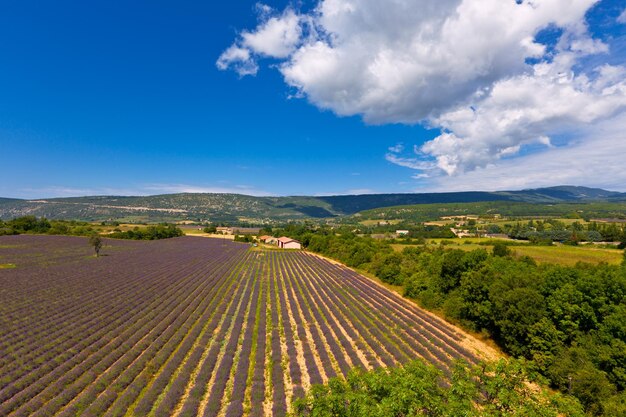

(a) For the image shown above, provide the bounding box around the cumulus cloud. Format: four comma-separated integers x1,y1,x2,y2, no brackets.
241,9,302,58
217,7,302,75
618,8,626,24
220,0,626,183
216,45,258,76
421,61,626,174
281,0,603,124
419,113,626,192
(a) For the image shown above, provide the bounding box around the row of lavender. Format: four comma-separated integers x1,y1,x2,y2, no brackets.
0,236,485,416
0,236,252,417
269,251,482,398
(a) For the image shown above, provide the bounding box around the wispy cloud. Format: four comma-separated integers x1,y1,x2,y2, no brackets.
141,183,273,196
11,183,274,199
347,188,375,195
385,153,435,171
314,188,376,196
19,186,140,199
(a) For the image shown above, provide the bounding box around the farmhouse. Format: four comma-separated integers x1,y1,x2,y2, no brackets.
451,228,473,238
259,235,277,244
277,237,302,249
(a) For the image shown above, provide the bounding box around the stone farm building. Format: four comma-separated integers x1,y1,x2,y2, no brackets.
277,237,302,249
259,235,277,244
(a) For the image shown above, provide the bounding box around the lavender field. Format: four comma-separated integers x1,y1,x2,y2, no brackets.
0,235,488,416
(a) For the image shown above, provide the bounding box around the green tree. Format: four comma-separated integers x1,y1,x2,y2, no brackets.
492,241,511,257
437,249,466,292
291,359,585,417
89,235,103,257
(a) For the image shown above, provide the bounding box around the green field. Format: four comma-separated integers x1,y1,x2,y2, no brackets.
392,238,624,266
512,245,623,265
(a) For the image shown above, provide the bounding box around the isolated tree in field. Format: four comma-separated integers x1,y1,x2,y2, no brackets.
492,242,511,257
89,235,102,257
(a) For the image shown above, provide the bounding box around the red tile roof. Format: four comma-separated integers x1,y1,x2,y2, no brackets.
277,236,299,243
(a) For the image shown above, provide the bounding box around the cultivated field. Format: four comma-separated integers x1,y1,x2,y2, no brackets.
0,235,489,416
511,245,623,266
392,240,623,266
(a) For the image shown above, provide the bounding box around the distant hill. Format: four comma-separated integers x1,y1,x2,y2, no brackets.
1,186,624,223
500,186,625,202
0,197,22,204
354,200,626,223
318,191,508,213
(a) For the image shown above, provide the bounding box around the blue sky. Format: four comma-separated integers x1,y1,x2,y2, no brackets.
1,0,625,198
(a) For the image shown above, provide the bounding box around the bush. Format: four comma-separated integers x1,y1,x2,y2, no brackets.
106,224,183,240
492,242,511,257
292,359,585,417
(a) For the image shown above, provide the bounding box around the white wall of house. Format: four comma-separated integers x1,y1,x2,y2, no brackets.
281,241,301,249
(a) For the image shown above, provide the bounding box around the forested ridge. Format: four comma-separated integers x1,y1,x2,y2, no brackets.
2,186,625,223
274,226,626,415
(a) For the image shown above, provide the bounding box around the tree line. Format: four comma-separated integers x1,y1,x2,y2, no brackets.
0,216,183,241
105,224,183,240
501,219,626,245
0,216,98,236
293,359,586,417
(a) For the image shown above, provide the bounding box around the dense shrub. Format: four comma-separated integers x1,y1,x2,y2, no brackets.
292,359,584,417
106,224,183,240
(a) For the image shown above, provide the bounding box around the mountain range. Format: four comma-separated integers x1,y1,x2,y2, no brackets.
1,186,625,223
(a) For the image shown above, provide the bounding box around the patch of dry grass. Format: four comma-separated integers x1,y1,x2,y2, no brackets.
512,245,623,266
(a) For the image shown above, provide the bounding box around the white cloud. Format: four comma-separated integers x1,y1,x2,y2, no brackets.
22,186,117,198
314,188,377,196
618,8,626,24
216,45,258,76
217,7,302,75
221,0,626,185
142,183,272,196
420,61,626,174
241,9,301,58
279,0,599,123
388,143,404,153
347,188,375,195
13,184,273,199
385,153,436,170
418,113,626,192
